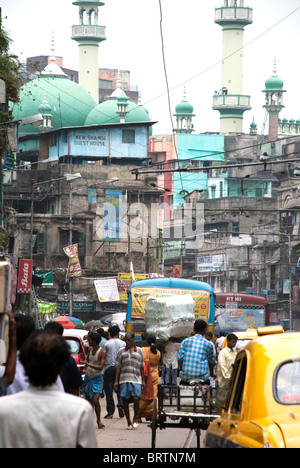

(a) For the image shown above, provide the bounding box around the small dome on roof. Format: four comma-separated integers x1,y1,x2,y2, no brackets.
38,90,52,114
265,75,284,90
41,62,68,77
265,59,284,90
175,88,194,115
175,100,194,115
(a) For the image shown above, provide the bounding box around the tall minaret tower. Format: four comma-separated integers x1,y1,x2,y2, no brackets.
72,0,106,102
213,1,252,134
262,60,286,141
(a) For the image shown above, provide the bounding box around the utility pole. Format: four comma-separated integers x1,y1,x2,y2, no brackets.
69,184,73,316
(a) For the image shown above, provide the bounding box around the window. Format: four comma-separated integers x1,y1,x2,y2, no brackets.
275,359,300,405
219,181,224,198
60,230,85,256
228,356,247,413
99,79,112,89
122,129,135,144
232,222,239,237
158,162,164,175
33,232,46,254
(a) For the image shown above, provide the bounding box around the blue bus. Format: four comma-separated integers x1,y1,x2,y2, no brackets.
125,277,215,342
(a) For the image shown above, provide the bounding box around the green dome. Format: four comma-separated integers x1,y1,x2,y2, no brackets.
11,73,97,134
265,75,284,90
85,98,151,125
38,92,52,114
38,101,52,114
175,100,194,115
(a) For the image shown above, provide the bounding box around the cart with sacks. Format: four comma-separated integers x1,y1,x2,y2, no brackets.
144,295,219,448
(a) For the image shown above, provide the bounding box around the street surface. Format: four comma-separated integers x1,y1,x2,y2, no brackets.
94,396,206,449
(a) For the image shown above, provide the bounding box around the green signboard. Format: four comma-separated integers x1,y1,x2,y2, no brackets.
57,301,95,312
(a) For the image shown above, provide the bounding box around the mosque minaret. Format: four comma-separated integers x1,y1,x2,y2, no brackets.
213,0,252,134
71,0,106,102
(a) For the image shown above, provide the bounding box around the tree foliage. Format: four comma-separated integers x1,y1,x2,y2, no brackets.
0,23,22,123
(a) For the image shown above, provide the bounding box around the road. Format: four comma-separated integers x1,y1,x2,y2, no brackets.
94,397,206,450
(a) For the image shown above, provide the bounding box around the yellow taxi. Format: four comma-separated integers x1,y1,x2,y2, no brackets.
206,327,300,448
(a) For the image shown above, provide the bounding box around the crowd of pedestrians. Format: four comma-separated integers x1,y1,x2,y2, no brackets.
0,315,97,448
0,312,239,447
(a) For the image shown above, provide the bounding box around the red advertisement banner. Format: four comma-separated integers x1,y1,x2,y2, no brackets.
17,259,33,294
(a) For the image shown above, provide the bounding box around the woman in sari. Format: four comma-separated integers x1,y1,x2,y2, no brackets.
138,334,161,422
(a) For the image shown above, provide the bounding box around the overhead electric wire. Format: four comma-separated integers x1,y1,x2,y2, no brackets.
162,5,300,97
158,0,183,192
11,5,300,167
132,155,300,176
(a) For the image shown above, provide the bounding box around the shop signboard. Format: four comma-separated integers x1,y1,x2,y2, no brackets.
17,259,33,294
94,278,120,302
117,273,149,300
197,254,226,273
58,301,95,312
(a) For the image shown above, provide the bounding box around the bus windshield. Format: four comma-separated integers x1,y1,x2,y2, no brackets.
126,277,215,342
214,293,269,335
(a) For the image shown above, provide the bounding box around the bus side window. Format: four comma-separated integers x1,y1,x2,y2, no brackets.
230,356,247,414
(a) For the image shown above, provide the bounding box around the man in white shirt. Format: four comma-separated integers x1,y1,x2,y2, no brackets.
215,332,226,358
0,331,97,448
162,338,180,394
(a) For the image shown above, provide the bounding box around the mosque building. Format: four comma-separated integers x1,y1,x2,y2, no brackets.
4,0,162,318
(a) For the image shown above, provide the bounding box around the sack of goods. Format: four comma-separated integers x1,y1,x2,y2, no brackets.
145,294,195,341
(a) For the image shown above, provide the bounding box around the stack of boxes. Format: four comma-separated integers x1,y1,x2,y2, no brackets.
145,294,195,341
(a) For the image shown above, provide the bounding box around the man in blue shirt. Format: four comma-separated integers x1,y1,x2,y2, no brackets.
178,319,215,384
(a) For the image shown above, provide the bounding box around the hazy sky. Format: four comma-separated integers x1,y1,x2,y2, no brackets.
2,0,300,135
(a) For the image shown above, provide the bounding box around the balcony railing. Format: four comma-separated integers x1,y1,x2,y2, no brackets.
213,93,251,110
215,7,253,25
72,24,106,41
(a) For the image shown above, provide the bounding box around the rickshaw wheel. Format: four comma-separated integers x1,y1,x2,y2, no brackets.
151,398,158,448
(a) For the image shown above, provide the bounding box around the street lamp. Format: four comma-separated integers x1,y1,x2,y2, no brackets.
19,114,43,128
280,233,292,331
105,177,119,184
